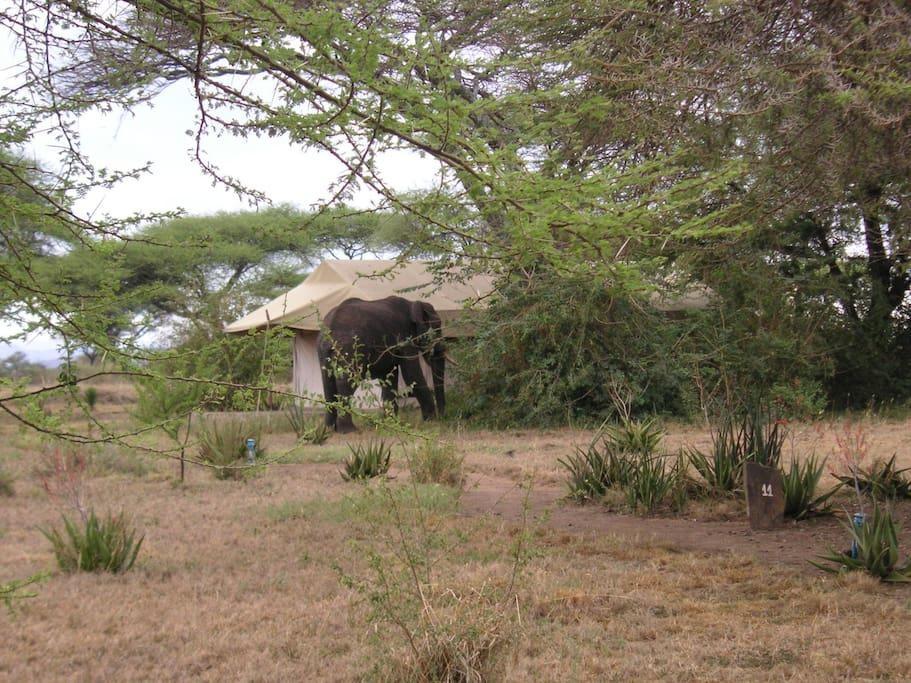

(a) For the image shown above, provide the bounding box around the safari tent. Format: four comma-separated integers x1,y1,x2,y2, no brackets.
225,260,494,405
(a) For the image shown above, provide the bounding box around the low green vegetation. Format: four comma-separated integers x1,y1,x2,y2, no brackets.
781,454,838,520
283,401,331,444
41,510,143,574
197,416,266,480
813,506,911,582
559,417,685,514
341,439,392,482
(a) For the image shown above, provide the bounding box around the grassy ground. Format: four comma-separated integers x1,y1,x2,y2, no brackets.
2,398,911,680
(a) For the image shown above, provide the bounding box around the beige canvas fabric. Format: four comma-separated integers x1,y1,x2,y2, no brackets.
224,259,493,336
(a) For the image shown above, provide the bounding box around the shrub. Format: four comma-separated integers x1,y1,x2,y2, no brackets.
197,416,266,480
834,455,911,500
453,273,692,427
341,439,392,481
407,440,464,488
781,454,839,520
685,439,742,497
41,509,143,573
812,506,911,582
83,386,98,411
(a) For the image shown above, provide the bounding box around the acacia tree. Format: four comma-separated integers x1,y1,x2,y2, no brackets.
0,1,909,438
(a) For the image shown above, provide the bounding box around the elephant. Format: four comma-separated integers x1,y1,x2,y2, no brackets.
317,296,446,433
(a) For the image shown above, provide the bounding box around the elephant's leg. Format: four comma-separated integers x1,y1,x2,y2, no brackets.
320,364,339,430
400,358,436,421
334,374,358,433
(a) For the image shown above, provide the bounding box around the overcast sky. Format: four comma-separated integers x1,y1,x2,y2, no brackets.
1,31,439,364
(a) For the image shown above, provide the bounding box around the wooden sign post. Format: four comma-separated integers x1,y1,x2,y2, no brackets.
744,462,785,530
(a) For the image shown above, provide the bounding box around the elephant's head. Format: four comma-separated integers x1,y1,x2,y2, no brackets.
410,300,446,416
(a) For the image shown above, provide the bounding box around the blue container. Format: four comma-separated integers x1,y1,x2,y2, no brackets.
245,438,257,465
850,512,864,559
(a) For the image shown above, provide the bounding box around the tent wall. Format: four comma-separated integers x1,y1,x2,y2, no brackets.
292,331,433,408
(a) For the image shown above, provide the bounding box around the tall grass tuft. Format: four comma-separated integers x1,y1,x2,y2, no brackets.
781,454,839,519
41,509,143,573
341,439,392,481
197,416,265,480
812,506,911,582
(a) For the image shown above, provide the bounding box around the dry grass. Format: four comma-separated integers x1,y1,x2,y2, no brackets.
2,399,911,680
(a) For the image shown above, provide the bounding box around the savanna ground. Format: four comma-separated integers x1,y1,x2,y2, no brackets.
3,382,911,681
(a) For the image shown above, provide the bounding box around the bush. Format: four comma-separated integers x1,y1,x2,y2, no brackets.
197,416,266,480
341,439,392,481
453,274,692,427
604,416,664,455
407,440,464,488
812,506,911,582
41,509,143,573
781,454,839,520
83,386,98,410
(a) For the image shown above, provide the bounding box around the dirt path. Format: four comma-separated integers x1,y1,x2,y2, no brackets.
458,473,908,570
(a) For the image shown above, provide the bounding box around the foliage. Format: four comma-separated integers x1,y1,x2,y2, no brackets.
834,455,911,501
1,2,910,437
284,401,330,444
1,572,48,614
341,439,392,482
197,417,266,480
41,509,143,574
812,507,911,583
456,274,691,427
406,440,464,488
133,374,205,440
781,455,839,520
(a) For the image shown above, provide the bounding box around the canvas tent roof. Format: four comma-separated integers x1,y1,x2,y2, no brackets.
224,260,494,335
